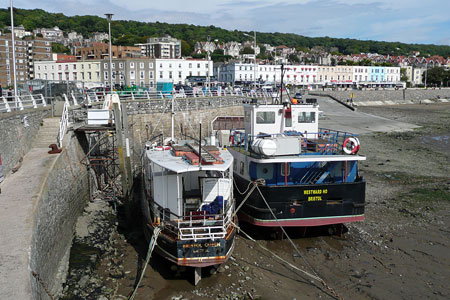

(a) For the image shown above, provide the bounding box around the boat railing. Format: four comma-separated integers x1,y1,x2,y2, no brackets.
229,129,359,155
176,205,232,241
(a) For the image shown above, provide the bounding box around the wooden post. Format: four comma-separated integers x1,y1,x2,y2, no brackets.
113,103,129,196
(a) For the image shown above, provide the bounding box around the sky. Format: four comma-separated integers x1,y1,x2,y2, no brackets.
7,0,450,45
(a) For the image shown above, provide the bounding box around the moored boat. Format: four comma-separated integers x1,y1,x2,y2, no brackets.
141,139,236,282
227,94,366,230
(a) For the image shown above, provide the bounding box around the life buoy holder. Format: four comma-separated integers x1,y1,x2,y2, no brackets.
343,137,360,155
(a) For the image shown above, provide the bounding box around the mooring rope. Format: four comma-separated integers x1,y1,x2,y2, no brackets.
127,226,162,300
232,177,344,300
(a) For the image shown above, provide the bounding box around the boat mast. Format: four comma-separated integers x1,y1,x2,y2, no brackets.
280,64,285,133
198,121,202,167
171,94,174,142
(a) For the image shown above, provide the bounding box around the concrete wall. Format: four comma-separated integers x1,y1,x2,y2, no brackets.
128,105,244,168
310,88,450,103
30,131,91,300
0,107,50,177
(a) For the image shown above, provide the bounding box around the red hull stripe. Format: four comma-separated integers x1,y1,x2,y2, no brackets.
239,212,364,227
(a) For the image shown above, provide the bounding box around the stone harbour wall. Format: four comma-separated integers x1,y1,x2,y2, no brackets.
0,107,50,178
310,88,450,103
128,105,244,169
30,132,91,300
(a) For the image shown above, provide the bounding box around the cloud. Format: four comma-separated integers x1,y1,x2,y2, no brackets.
7,0,450,45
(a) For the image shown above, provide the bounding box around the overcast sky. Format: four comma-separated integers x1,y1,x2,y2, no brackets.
7,0,450,45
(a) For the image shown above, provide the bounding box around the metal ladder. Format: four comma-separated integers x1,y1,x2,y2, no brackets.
187,143,217,163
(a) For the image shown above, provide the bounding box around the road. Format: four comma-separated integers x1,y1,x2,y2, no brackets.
317,96,420,134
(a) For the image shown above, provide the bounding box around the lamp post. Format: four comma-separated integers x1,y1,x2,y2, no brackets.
10,0,18,108
105,13,114,93
243,31,257,94
206,35,211,94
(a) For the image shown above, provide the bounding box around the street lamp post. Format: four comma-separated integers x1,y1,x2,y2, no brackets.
243,32,257,94
105,13,114,93
10,0,18,108
206,35,211,94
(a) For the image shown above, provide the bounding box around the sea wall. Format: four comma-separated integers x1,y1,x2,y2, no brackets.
128,105,244,168
30,131,91,300
310,88,450,103
0,107,50,178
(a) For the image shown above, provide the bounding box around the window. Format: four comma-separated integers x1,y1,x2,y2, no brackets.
104,71,108,80
119,63,124,69
160,71,163,79
140,62,144,69
281,163,290,176
178,71,182,78
130,62,135,68
189,63,192,68
298,112,315,123
240,161,245,175
104,63,108,69
140,71,144,79
256,111,275,124
130,71,135,80
169,64,172,68
149,62,153,68
169,71,172,79
149,71,154,79
197,63,200,68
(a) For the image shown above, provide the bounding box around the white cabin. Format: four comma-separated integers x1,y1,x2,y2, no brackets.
243,103,319,137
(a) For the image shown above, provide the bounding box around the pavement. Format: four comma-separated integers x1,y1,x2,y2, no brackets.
317,96,420,134
0,148,58,299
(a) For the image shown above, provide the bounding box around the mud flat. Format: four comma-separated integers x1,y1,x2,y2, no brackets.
61,103,450,300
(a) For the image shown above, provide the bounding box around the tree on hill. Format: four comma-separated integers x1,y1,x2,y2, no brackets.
240,47,254,54
51,42,70,54
2,8,450,57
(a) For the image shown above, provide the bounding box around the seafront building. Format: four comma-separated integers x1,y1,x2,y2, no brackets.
34,54,101,86
214,62,402,88
33,56,212,88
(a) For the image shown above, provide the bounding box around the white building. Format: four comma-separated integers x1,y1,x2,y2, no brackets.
5,25,32,38
34,26,64,42
91,32,109,42
154,58,213,85
34,57,102,86
412,67,426,86
215,63,318,86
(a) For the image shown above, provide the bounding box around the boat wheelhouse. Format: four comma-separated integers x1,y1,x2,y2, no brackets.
141,143,236,270
228,99,366,228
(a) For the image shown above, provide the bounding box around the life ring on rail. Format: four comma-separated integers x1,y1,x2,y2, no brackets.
343,137,360,154
155,146,171,151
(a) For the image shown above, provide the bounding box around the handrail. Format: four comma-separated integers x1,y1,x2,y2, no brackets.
0,93,47,113
58,95,69,148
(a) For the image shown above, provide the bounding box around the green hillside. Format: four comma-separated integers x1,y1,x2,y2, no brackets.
1,7,450,57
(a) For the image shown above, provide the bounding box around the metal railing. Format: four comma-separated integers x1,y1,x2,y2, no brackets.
0,93,47,113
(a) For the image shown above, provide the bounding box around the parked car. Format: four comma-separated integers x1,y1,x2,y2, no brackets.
292,92,303,103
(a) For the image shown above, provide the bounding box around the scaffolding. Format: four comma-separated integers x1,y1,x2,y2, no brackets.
78,127,122,204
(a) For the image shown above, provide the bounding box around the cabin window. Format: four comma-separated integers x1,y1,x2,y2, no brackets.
281,163,290,176
233,159,237,171
240,161,245,175
256,111,275,124
298,112,315,123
